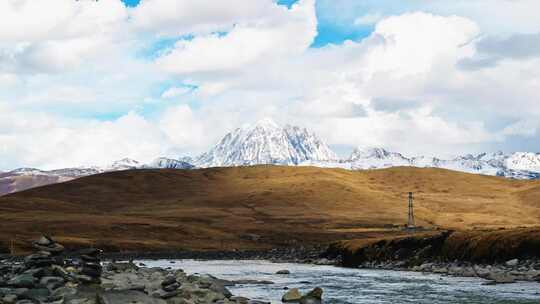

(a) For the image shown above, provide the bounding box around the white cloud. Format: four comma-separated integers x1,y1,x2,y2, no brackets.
155,0,317,75
354,13,383,26
161,86,192,98
1,1,540,169
0,0,130,74
0,104,213,170
130,0,278,37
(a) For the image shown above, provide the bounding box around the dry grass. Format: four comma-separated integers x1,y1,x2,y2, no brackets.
1,166,539,253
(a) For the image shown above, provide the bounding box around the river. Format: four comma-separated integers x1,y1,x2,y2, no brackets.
138,259,540,304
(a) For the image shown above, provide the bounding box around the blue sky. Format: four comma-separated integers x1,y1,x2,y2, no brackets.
1,0,540,169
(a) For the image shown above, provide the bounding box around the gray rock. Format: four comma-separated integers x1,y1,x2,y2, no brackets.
161,276,177,287
7,274,35,288
282,288,302,302
506,259,519,267
299,287,323,304
21,288,50,301
2,294,17,304
98,290,166,304
39,276,64,286
210,282,232,298
305,288,323,300
486,273,516,284
34,236,53,246
162,282,180,292
276,270,290,275
13,299,36,304
152,289,179,299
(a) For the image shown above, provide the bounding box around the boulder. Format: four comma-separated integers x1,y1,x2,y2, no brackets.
7,274,35,288
486,273,516,284
305,288,323,300
161,276,177,287
210,282,232,298
152,289,180,299
276,270,290,275
299,287,323,304
162,282,180,292
282,288,302,302
2,294,17,304
21,287,50,301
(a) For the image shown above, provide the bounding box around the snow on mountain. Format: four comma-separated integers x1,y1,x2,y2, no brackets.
146,157,194,169
194,118,338,167
338,148,540,179
505,152,540,172
348,147,410,169
106,158,141,171
5,120,540,197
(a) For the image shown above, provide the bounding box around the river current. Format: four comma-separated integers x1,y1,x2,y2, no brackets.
138,259,540,304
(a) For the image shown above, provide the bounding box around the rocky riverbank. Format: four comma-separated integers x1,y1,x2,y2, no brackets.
98,245,334,266
0,236,330,304
324,228,540,284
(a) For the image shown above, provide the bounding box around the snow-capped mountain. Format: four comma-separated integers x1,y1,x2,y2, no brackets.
4,118,540,196
321,147,540,179
146,157,194,169
194,118,337,167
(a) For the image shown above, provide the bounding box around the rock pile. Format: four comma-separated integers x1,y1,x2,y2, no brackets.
0,235,274,303
76,248,103,285
1,235,71,303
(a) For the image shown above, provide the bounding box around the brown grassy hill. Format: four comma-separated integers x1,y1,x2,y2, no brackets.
0,166,539,253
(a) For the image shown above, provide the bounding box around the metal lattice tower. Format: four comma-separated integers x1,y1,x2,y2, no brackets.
408,192,415,228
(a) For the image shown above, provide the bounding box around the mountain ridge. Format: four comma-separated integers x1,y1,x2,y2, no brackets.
3,118,540,195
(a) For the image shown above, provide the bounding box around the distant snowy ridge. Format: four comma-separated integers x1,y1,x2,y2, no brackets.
4,119,540,185
299,147,540,180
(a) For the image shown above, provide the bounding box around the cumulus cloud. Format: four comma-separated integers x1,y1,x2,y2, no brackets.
1,1,540,169
0,0,130,74
130,0,276,37
459,32,540,70
155,0,317,75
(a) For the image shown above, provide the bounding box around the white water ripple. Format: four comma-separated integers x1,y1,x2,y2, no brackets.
138,260,540,304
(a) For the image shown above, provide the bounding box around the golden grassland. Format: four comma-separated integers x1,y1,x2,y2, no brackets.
0,166,539,253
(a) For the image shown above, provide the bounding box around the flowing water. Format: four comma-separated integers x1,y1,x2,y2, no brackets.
138,259,540,304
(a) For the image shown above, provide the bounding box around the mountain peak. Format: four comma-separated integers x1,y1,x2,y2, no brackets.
252,117,279,129
194,121,337,167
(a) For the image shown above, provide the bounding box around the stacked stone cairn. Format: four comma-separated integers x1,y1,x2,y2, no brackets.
75,248,102,285
0,235,72,303
1,235,296,303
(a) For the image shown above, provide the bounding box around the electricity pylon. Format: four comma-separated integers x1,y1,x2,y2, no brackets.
408,192,415,228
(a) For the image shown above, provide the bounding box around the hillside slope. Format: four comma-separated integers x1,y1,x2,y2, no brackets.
1,166,539,253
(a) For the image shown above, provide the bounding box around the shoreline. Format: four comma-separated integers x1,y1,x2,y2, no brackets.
324,229,540,284
4,243,540,284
